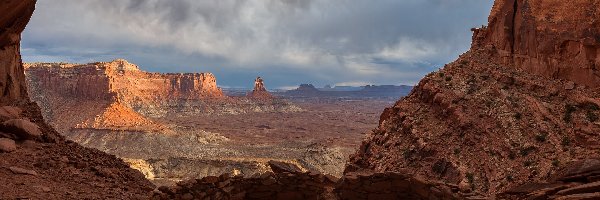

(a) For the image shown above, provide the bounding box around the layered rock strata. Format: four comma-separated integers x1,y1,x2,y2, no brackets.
0,0,35,103
473,0,600,87
155,161,459,200
347,0,600,197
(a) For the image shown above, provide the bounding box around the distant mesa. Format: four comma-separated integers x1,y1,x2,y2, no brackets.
280,83,412,99
295,84,319,92
26,59,225,103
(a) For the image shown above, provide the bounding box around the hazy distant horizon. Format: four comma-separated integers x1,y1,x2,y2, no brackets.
22,0,493,89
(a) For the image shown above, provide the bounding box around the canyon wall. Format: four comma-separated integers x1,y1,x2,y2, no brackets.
0,1,156,199
347,0,600,198
25,60,227,132
26,59,224,103
0,0,36,103
473,0,600,87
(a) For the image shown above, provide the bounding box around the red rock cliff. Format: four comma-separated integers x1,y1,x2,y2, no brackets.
25,60,224,132
347,0,600,197
474,0,600,87
0,0,36,103
26,59,224,104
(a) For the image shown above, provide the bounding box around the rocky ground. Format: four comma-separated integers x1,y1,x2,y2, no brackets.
0,102,154,199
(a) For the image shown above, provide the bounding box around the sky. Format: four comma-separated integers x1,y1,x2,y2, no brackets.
22,0,494,89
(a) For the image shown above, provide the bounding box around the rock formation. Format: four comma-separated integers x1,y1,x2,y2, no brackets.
0,1,154,199
24,60,227,132
155,160,459,200
500,159,600,199
0,0,36,103
247,76,273,99
26,59,224,103
253,77,267,92
473,0,600,87
25,61,300,136
347,0,600,198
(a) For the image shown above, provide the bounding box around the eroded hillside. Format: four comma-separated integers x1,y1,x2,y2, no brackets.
347,0,600,198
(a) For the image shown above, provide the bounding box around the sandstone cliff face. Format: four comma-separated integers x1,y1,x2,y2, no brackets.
474,0,600,87
347,0,600,198
25,60,226,130
0,0,36,103
26,59,224,103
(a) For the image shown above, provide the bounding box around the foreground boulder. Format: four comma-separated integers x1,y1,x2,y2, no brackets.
0,138,16,152
1,119,42,140
156,161,459,200
0,106,22,121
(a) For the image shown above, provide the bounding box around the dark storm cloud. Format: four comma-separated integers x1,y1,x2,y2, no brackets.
22,0,493,88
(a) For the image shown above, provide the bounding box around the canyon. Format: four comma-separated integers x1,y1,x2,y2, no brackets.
2,0,600,199
25,59,391,186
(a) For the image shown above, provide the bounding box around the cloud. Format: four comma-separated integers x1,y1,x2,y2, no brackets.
22,0,494,88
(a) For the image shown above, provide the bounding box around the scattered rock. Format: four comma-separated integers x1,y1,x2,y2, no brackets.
0,106,22,122
0,138,16,152
0,131,17,140
268,160,303,174
1,119,42,140
33,185,51,193
181,193,193,200
8,166,38,176
565,81,576,90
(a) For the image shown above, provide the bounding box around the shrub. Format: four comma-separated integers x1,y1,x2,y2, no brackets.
506,174,514,182
402,149,414,160
587,111,598,122
519,146,536,157
564,104,577,122
552,159,560,167
445,76,452,82
561,137,571,146
466,173,475,184
454,148,461,155
514,113,522,120
535,133,548,142
508,151,516,160
524,160,534,167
